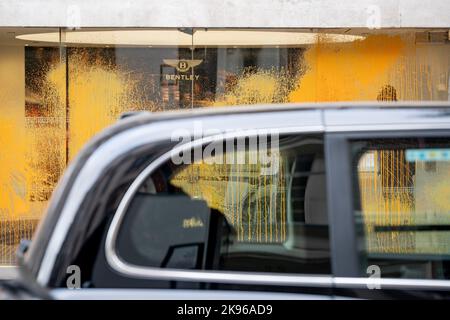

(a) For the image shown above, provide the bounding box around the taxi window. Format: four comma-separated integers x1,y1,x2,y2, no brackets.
352,137,450,279
116,134,332,274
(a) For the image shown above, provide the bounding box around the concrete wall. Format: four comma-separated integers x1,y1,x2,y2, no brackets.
0,0,449,28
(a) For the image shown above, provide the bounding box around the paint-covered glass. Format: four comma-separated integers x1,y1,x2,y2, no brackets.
353,138,450,279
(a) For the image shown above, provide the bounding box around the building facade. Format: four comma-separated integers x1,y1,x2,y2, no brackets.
0,0,449,267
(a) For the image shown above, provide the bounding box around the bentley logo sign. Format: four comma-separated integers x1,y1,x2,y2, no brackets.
163,59,203,72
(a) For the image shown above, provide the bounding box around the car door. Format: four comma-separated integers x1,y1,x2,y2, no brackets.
326,125,450,299
24,109,342,298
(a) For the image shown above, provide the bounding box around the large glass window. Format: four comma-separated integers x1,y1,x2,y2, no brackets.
116,134,331,274
1,27,449,266
353,137,450,279
1,28,62,265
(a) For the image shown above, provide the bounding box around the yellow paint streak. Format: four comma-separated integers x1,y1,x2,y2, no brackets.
0,115,30,218
213,68,297,106
47,50,155,160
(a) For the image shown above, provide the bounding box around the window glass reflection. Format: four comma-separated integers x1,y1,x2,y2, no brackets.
354,138,450,279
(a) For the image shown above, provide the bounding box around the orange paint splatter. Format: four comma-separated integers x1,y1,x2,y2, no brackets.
289,34,406,102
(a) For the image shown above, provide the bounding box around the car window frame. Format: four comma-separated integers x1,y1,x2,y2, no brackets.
104,128,338,288
326,129,450,294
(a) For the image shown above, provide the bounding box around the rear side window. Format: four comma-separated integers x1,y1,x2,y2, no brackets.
115,134,331,275
352,137,450,280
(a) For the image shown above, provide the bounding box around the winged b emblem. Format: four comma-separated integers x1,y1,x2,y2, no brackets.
163,59,203,72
